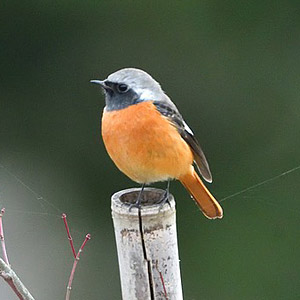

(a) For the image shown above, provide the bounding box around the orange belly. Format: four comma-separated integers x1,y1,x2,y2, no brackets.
101,101,193,183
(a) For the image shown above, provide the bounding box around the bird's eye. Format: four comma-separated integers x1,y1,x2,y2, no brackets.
117,84,129,93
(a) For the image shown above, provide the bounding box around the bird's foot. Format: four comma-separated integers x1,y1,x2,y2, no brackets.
128,184,145,211
128,201,142,211
157,189,171,210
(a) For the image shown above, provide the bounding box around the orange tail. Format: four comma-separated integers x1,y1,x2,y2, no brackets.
179,167,223,219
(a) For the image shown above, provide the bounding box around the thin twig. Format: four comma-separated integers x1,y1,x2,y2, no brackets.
0,208,10,265
62,214,76,258
62,213,91,300
155,260,168,299
66,234,91,300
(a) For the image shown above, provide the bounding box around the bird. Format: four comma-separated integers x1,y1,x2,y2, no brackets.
91,68,223,219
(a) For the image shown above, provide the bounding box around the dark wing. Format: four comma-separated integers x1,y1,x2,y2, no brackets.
153,101,212,183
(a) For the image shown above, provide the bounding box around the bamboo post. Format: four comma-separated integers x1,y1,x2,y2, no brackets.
111,187,183,300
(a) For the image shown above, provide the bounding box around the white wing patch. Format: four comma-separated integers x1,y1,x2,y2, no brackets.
183,120,194,135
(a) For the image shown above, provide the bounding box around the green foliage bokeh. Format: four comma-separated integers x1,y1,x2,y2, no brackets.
1,1,300,299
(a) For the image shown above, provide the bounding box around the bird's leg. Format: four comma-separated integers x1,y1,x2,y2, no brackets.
128,183,145,211
158,179,171,207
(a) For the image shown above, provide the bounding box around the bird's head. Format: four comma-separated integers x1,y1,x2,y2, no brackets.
91,68,166,111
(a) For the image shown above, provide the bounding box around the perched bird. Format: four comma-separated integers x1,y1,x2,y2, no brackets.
91,68,223,219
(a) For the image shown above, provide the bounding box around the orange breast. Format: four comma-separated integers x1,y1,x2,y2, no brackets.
101,101,193,183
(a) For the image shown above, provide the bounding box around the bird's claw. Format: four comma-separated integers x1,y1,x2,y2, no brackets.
157,190,171,210
128,201,142,212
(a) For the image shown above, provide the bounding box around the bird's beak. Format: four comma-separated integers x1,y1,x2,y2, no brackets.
90,80,112,91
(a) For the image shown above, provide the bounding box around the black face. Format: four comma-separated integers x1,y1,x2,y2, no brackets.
103,81,140,111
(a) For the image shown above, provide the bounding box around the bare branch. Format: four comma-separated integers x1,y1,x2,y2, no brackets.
62,213,91,300
0,209,35,299
0,208,10,265
0,257,35,299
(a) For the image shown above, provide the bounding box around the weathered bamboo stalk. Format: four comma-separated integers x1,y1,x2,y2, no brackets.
111,187,183,300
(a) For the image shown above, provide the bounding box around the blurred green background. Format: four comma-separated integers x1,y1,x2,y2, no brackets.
1,1,300,299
